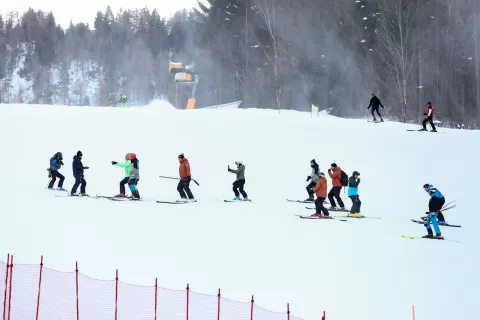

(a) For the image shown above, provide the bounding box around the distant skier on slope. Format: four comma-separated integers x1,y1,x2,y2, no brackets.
228,160,249,201
310,172,330,218
348,171,361,217
47,152,66,191
70,151,89,196
111,153,131,198
422,184,446,239
128,153,140,199
419,102,437,132
177,153,195,201
367,93,384,122
328,163,345,210
305,159,320,201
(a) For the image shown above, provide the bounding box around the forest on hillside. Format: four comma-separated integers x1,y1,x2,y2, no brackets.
0,0,479,127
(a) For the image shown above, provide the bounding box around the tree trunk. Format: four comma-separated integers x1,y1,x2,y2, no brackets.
475,4,480,128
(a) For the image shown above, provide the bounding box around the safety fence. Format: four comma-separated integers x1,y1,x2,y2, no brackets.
0,255,320,320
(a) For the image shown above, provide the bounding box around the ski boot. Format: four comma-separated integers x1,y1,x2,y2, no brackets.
80,193,89,197
115,193,126,198
57,187,67,191
433,233,443,239
430,129,437,132
348,213,361,218
243,197,250,201
233,196,241,201
310,213,321,218
304,197,314,202
380,117,384,122
48,188,55,191
422,228,434,238
418,128,427,131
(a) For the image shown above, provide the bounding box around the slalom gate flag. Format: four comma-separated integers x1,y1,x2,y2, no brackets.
311,104,319,117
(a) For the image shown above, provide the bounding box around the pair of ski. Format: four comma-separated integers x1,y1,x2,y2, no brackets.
400,235,459,243
410,201,460,227
296,215,347,222
406,129,445,134
287,199,330,205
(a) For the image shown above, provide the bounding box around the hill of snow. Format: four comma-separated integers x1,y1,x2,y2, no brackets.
0,101,478,320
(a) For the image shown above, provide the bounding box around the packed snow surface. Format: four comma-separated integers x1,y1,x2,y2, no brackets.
0,101,478,320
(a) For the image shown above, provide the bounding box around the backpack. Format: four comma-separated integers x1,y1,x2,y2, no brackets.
340,170,348,187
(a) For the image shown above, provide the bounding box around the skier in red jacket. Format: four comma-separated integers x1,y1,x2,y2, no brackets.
420,102,437,132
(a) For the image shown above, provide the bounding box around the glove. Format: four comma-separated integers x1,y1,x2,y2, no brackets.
60,161,64,165
84,166,89,169
357,178,361,182
306,176,311,181
112,161,117,165
228,165,231,172
424,113,427,116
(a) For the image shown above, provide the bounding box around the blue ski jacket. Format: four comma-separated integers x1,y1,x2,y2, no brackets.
348,176,360,196
426,184,444,199
50,157,62,171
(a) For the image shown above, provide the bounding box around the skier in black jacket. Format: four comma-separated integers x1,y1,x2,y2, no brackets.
367,93,384,122
70,151,89,196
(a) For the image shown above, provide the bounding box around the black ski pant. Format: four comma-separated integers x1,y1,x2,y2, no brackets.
429,196,445,222
315,197,329,216
422,116,436,130
371,107,382,118
119,177,129,195
328,186,344,208
306,181,316,198
71,176,86,194
177,177,194,199
233,179,248,198
48,171,65,188
349,195,361,214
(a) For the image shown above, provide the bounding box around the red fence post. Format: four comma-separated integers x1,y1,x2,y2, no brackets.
3,254,9,320
412,305,416,320
287,303,290,320
75,262,79,320
321,311,325,320
250,295,254,320
154,279,157,320
186,284,190,320
35,256,44,320
217,289,221,320
115,270,118,320
7,256,13,320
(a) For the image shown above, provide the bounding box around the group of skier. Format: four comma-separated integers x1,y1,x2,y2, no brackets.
368,94,438,132
48,152,202,202
305,160,361,218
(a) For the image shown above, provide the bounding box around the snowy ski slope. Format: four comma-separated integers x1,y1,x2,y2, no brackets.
0,101,478,320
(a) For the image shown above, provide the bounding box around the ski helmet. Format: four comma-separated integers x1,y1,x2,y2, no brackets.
130,153,137,159
125,153,131,160
55,152,63,160
352,171,360,176
77,151,83,157
235,160,243,165
423,183,430,189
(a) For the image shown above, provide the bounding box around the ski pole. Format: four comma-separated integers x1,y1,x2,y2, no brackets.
159,175,200,186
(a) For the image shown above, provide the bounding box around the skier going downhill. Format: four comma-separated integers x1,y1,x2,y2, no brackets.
47,152,66,191
328,163,345,210
70,151,89,196
177,153,195,201
128,153,140,199
311,172,330,218
305,159,320,201
422,184,446,239
420,102,437,132
228,160,249,201
348,171,361,217
111,153,132,198
367,93,384,122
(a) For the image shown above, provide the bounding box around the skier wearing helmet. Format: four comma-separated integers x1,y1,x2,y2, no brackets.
305,159,320,201
48,152,66,191
422,184,446,239
228,160,249,201
128,153,140,199
177,153,195,201
348,171,361,216
111,153,132,198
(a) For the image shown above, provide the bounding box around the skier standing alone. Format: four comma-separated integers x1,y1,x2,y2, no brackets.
328,163,345,210
311,172,330,218
112,153,131,197
420,102,437,132
177,154,195,201
48,152,66,191
367,93,384,122
70,151,89,196
228,161,249,201
348,171,361,217
422,184,445,238
305,159,320,201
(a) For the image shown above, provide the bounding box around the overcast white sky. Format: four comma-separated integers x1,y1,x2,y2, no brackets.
1,0,199,28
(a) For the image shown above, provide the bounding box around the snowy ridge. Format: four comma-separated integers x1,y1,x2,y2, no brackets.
0,102,478,320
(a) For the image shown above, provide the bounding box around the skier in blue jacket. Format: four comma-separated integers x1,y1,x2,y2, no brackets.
348,171,361,216
422,184,446,239
47,152,66,191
